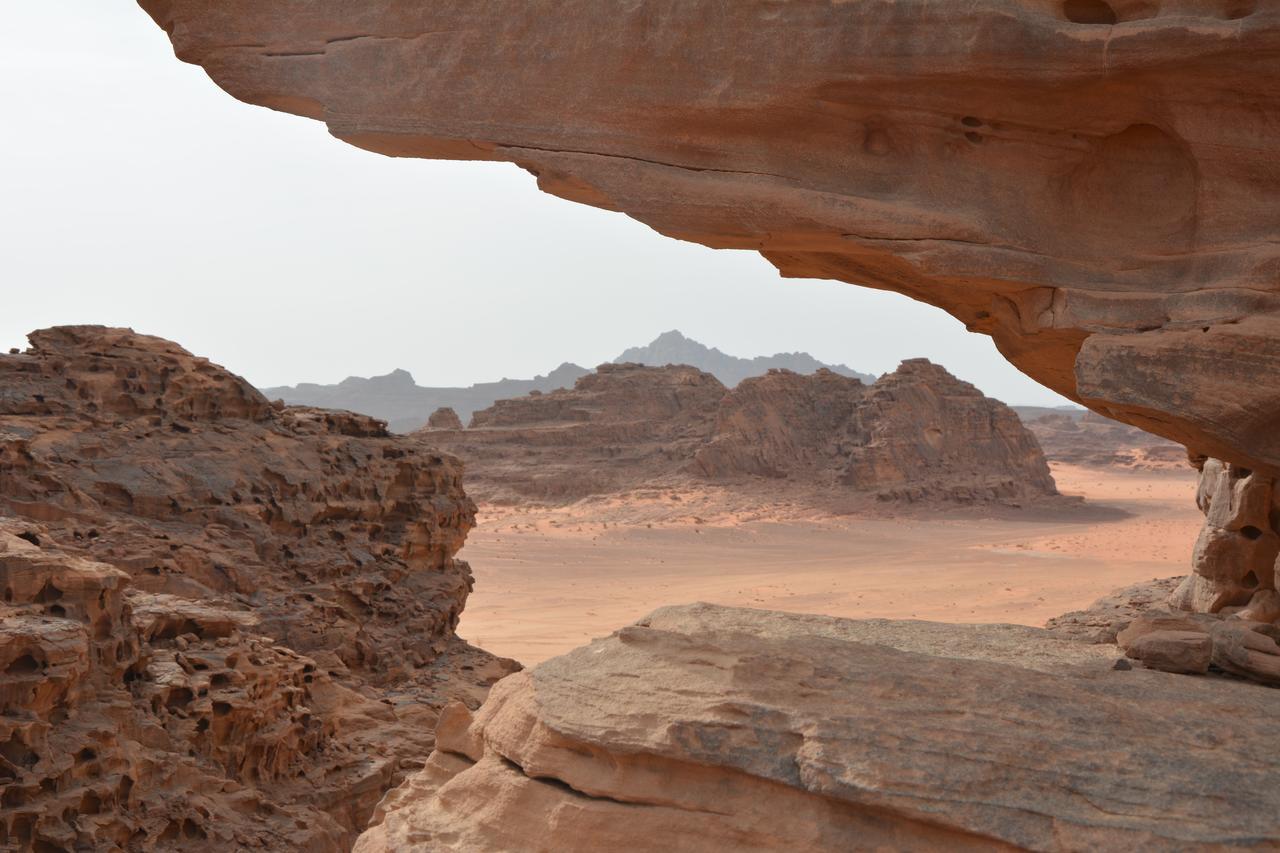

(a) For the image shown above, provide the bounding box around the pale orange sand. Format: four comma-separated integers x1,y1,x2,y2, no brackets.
457,463,1200,665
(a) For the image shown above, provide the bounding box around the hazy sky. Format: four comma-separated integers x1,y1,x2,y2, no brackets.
1,4,1071,405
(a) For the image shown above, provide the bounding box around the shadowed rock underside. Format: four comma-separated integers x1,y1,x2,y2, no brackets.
136,0,1280,477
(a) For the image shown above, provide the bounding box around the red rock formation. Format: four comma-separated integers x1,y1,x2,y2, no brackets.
698,361,1057,502
431,360,1057,506
138,1,1280,478
435,363,727,502
0,327,517,850
355,603,1280,852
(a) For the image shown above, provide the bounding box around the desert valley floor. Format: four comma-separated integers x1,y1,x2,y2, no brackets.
459,463,1199,664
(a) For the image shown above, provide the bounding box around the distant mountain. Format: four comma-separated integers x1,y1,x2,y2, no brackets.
261,330,876,432
615,330,876,387
261,363,590,433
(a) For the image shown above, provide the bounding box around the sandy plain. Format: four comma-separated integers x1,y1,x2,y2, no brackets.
457,463,1200,665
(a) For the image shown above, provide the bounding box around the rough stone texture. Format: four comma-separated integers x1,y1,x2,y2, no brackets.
0,327,517,850
1116,610,1280,685
1171,456,1280,613
1122,629,1213,674
139,1,1280,477
355,603,1280,852
428,360,1057,506
1023,410,1186,469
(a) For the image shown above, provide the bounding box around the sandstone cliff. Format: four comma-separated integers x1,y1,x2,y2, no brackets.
429,360,1057,507
697,359,1057,503
138,0,1280,478
355,602,1280,852
0,327,517,850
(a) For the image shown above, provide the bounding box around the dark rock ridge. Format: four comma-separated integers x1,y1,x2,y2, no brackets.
0,327,517,851
426,359,1057,506
260,331,874,433
139,1,1280,478
615,330,876,387
355,602,1280,852
262,363,590,433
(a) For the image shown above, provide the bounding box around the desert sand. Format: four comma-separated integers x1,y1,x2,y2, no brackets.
458,463,1200,664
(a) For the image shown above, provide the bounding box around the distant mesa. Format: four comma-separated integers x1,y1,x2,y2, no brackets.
260,331,875,433
424,359,1058,508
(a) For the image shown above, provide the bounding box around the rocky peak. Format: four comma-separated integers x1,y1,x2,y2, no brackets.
7,326,271,424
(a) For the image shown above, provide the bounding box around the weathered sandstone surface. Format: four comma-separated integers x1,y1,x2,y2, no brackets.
139,1,1280,477
0,327,516,850
428,360,1057,506
356,602,1280,852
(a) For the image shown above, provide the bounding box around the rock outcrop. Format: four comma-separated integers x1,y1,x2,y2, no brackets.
698,359,1057,502
139,1,1280,478
1023,410,1186,469
429,360,1057,506
0,327,517,850
1170,456,1280,614
439,363,727,502
355,603,1280,852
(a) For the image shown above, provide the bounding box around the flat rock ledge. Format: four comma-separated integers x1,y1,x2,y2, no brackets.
357,603,1280,852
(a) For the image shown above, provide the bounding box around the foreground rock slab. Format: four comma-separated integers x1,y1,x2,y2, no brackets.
357,604,1280,852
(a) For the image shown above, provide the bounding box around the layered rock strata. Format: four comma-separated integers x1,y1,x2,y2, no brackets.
0,327,517,850
138,0,1280,478
355,603,1280,852
428,360,1057,506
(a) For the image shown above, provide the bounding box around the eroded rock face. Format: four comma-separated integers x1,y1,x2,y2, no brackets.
1171,457,1280,614
428,361,1057,505
697,360,1056,502
138,0,1280,475
355,603,1280,852
0,327,517,850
